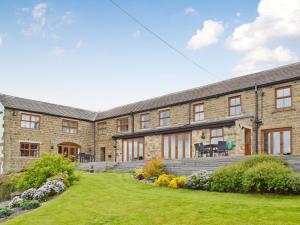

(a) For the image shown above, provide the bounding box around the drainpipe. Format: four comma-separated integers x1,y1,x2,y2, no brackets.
93,122,96,162
131,112,134,133
254,83,262,154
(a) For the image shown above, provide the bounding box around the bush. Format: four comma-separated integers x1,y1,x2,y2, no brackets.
0,208,13,218
20,200,40,210
47,171,71,187
144,159,165,180
0,173,21,201
134,168,145,180
185,170,211,190
210,155,300,194
168,176,187,189
33,180,65,202
8,196,23,208
18,153,78,190
242,161,295,193
156,174,175,187
21,188,37,200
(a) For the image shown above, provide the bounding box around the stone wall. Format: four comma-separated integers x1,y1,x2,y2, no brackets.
3,109,94,172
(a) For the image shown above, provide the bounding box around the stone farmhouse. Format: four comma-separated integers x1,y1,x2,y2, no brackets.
1,62,300,173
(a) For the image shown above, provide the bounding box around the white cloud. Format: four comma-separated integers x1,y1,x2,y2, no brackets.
187,20,224,50
32,3,47,19
132,30,141,38
22,3,48,36
0,34,3,47
52,47,65,56
62,12,74,25
184,7,199,16
227,0,300,52
76,40,82,49
232,46,298,75
236,12,241,17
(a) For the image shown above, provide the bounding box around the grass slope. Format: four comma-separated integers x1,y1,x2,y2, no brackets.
4,173,300,225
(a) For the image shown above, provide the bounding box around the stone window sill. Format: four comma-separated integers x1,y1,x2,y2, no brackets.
272,108,296,114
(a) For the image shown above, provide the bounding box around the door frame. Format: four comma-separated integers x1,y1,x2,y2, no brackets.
58,142,80,161
244,128,252,155
260,127,292,155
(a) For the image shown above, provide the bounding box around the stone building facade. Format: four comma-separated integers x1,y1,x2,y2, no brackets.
1,63,300,173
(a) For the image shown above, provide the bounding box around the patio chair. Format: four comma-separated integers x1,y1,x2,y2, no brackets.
194,143,209,158
217,141,228,156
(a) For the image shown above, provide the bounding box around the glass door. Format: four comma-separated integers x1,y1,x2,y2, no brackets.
262,128,292,155
162,132,191,160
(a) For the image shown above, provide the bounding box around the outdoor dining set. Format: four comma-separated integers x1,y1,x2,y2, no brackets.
194,141,233,158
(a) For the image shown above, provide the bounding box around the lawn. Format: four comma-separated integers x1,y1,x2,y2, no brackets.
3,173,300,225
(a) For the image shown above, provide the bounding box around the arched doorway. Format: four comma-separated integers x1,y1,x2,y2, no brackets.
58,142,80,161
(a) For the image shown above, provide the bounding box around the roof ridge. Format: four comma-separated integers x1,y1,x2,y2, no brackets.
97,62,300,116
1,93,97,114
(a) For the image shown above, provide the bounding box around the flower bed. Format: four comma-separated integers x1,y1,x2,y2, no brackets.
133,155,300,195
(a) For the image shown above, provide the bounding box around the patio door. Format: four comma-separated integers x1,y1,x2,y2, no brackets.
261,128,292,155
244,128,252,155
162,132,191,160
58,142,80,161
122,138,144,162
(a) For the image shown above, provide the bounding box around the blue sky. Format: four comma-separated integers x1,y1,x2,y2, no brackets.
0,0,299,111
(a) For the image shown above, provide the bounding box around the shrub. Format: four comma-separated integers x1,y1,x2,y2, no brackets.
168,176,187,189
210,155,300,194
134,168,145,180
8,196,23,208
18,153,78,190
185,170,211,190
156,174,175,187
144,159,165,180
0,173,21,201
0,208,13,218
242,161,294,193
21,188,37,200
47,171,71,187
33,180,65,202
20,200,40,210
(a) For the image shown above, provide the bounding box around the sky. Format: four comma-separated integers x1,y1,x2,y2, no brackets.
0,0,300,111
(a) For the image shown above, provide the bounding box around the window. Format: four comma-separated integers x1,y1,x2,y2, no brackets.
122,138,144,161
276,86,291,108
140,114,150,129
97,122,107,135
262,128,291,155
159,110,170,126
20,142,40,158
62,120,78,134
193,104,204,121
229,96,241,116
162,132,191,160
117,118,129,132
210,128,224,144
21,114,40,129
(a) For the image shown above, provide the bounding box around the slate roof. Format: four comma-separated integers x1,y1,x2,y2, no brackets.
0,94,97,121
1,62,300,122
95,62,300,121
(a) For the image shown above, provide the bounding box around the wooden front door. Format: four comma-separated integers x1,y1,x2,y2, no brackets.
244,128,252,155
58,143,80,161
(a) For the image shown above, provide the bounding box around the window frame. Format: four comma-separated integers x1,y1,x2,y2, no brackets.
20,142,40,158
275,86,292,109
122,137,144,161
159,109,170,126
21,113,40,129
117,117,129,133
193,103,204,122
97,121,107,135
161,132,192,160
62,119,78,134
210,127,224,144
261,127,292,155
228,95,242,116
140,113,150,129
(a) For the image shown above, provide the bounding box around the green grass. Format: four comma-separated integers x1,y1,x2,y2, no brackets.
4,173,300,225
